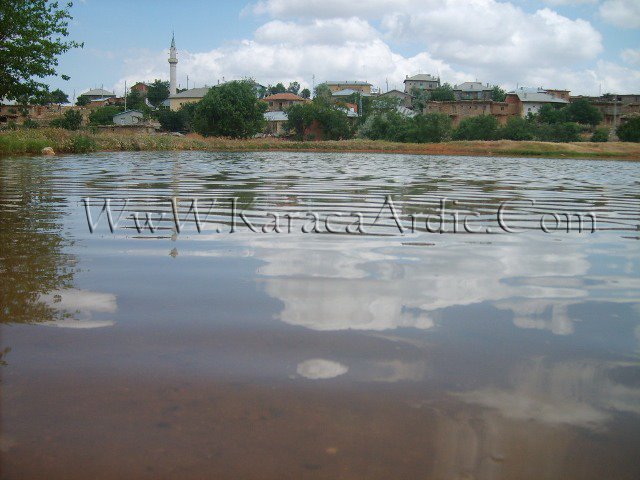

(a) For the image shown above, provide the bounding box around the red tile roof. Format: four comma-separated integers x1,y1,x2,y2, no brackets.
264,93,307,101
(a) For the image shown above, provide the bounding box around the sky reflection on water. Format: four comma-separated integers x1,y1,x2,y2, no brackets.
1,151,639,479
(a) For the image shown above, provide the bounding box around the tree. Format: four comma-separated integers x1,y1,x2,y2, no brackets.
535,122,581,142
617,117,640,142
300,88,311,99
500,117,535,141
158,103,196,132
76,95,90,107
192,80,267,138
50,88,69,104
430,83,456,101
566,98,602,126
491,85,507,102
125,90,145,110
0,1,83,100
147,79,170,107
50,109,82,130
410,87,431,111
88,105,123,125
405,113,452,143
285,101,351,140
453,115,499,140
538,104,568,124
287,82,301,95
267,83,286,95
313,83,333,105
591,128,609,142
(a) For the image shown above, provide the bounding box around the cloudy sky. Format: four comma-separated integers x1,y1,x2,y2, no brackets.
51,0,639,99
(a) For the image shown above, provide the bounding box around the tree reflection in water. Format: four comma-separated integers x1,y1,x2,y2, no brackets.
0,157,76,325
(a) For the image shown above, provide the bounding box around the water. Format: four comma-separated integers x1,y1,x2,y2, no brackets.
1,151,639,479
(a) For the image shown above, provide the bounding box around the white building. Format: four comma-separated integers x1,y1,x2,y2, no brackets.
113,110,144,125
508,87,569,117
169,34,178,96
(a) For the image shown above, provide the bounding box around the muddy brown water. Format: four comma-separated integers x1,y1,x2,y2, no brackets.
1,151,639,479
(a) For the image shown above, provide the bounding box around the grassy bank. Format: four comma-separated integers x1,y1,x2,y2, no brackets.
1,128,639,160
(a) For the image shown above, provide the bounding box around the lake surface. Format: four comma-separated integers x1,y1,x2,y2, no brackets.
1,151,639,479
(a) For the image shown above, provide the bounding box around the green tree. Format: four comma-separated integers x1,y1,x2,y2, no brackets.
453,115,499,140
0,1,83,100
49,88,69,104
313,83,333,105
125,90,145,110
147,79,170,107
285,101,351,140
88,105,123,125
491,85,507,102
410,87,431,111
76,95,90,106
538,104,568,124
535,122,581,142
300,88,311,99
285,103,315,139
50,109,82,130
405,113,452,143
430,83,456,101
499,117,535,140
157,104,196,132
287,82,301,95
591,128,609,142
192,80,267,138
617,117,640,142
267,83,286,95
566,98,602,126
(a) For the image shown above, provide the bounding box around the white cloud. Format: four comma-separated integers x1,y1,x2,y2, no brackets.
113,0,639,97
600,0,640,28
621,48,640,67
542,0,597,5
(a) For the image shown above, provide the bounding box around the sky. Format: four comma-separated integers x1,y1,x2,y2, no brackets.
49,0,640,100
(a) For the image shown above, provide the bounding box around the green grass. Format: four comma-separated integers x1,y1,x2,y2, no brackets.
1,128,639,160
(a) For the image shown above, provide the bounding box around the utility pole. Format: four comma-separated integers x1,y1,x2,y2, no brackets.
312,74,315,98
124,80,127,111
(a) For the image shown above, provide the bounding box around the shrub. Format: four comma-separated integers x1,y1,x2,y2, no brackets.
405,113,452,143
499,117,535,140
453,115,499,140
535,122,581,142
70,134,97,153
192,81,266,138
50,109,83,130
22,118,39,129
617,117,640,142
89,106,123,126
591,128,609,142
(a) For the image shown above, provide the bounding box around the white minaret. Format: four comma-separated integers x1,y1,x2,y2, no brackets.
169,33,178,95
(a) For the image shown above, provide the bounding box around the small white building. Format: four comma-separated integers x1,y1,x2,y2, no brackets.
507,87,569,117
113,109,144,126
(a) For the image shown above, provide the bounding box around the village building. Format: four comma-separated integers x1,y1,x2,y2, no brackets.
79,88,117,101
379,89,413,108
263,93,308,112
453,82,493,101
424,100,516,126
0,99,53,126
130,82,150,95
325,81,372,95
570,94,640,127
264,111,288,136
169,87,209,111
404,74,440,94
506,87,569,117
113,110,144,126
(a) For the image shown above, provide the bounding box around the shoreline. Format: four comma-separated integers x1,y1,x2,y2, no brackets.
1,128,639,160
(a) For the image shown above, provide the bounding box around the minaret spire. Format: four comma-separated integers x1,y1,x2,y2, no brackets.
169,33,178,96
